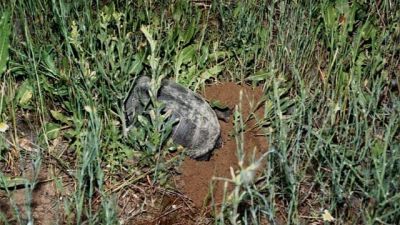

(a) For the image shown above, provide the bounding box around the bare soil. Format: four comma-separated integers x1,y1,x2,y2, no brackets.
176,82,268,208
1,81,269,225
123,81,269,225
0,111,72,225
0,138,73,225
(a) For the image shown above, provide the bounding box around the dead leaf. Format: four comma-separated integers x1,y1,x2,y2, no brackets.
0,122,9,132
322,209,335,222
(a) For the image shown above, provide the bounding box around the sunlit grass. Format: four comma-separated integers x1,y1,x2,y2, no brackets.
0,0,399,224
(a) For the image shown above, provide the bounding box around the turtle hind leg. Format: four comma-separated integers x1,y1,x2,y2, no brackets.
195,135,222,161
214,135,223,149
194,151,213,161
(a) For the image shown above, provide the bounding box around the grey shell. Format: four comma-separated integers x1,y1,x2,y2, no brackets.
124,76,220,159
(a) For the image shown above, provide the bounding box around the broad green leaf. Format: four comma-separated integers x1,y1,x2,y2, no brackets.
360,20,377,41
140,26,156,53
175,44,196,70
207,65,223,75
19,90,33,105
137,115,150,128
172,5,183,22
198,46,209,65
209,51,232,61
43,51,58,77
246,69,275,82
45,122,61,140
128,54,144,75
355,52,367,76
372,140,385,158
322,3,338,32
183,46,196,61
210,100,229,110
200,65,223,80
50,110,71,124
335,0,349,14
16,80,34,107
0,10,11,75
180,20,197,44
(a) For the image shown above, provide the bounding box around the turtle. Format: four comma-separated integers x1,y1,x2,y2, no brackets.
124,76,230,160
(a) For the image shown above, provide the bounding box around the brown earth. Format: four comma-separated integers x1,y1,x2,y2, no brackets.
1,82,269,225
0,146,73,225
0,112,73,225
0,81,362,224
131,82,269,225
175,82,268,209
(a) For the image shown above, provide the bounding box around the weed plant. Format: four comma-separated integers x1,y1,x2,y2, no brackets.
0,0,399,224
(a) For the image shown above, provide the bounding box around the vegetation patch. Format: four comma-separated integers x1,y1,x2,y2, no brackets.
0,0,399,224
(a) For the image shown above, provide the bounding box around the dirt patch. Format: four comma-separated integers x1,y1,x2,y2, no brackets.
117,185,201,225
0,122,73,225
1,82,269,224
176,82,268,208
0,162,73,225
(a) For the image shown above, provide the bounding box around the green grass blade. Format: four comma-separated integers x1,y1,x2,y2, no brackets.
0,10,10,75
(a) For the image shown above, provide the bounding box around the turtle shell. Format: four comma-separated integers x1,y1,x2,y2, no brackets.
124,76,221,159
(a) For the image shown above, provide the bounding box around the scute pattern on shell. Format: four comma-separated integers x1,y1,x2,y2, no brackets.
124,76,221,159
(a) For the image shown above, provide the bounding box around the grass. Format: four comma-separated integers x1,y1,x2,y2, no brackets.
0,0,399,224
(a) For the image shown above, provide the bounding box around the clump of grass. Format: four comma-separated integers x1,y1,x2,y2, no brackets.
211,0,399,224
0,0,399,224
213,93,274,225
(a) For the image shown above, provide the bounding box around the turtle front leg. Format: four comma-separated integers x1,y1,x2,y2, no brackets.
214,108,232,122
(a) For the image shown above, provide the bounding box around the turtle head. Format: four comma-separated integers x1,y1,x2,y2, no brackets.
124,76,151,126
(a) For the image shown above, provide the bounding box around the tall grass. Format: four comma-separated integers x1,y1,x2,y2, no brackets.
0,0,399,224
212,0,399,224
